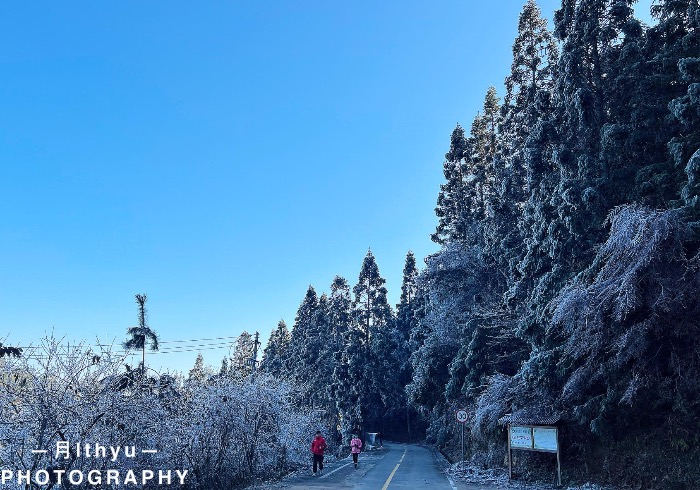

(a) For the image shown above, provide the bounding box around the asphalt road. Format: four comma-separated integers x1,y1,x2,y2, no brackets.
269,442,493,490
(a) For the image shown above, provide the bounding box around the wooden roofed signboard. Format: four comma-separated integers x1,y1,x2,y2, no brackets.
500,412,562,486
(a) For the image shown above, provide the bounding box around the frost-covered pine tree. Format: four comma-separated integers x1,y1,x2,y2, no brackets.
432,125,470,244
504,0,558,125
394,251,419,380
333,327,365,444
352,250,393,343
229,331,255,379
326,276,360,442
659,0,700,211
496,0,559,293
328,276,353,341
219,356,229,376
189,352,207,382
285,286,325,405
466,87,502,232
313,293,336,409
502,1,561,341
286,286,319,370
550,0,637,266
391,251,422,436
260,319,291,378
351,250,395,430
323,274,369,442
406,244,490,442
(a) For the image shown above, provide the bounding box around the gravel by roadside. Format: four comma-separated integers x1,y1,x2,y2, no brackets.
445,461,617,490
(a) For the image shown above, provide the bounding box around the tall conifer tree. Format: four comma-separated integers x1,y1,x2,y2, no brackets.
353,250,392,344
433,125,470,244
260,320,291,378
352,250,395,430
229,331,255,378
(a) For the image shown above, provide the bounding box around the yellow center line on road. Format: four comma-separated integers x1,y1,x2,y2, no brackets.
380,449,407,490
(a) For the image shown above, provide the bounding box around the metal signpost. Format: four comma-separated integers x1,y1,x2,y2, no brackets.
455,408,468,462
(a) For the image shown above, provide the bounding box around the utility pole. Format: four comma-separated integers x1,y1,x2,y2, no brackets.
250,331,260,382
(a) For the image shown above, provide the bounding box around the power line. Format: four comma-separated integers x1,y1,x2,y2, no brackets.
12,335,242,359
159,336,240,345
15,335,241,351
22,347,237,361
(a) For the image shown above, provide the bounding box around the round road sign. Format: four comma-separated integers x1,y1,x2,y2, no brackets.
455,409,468,424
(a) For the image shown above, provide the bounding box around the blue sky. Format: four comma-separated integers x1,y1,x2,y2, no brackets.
0,1,653,372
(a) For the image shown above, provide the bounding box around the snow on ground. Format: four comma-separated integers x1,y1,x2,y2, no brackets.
446,462,616,490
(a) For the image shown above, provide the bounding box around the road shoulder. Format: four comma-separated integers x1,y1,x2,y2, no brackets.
428,446,504,490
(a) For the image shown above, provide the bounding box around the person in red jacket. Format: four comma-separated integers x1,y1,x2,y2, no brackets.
310,431,328,475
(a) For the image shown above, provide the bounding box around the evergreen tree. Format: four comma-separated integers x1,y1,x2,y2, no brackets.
551,0,637,268
352,250,393,344
661,1,700,211
328,276,353,341
313,293,335,408
286,286,324,404
605,0,700,209
352,250,395,430
123,293,159,376
415,0,700,484
219,357,229,377
328,276,358,443
406,244,488,444
260,319,290,378
432,125,470,244
513,100,562,344
546,206,700,449
464,87,502,233
394,251,419,379
392,251,421,437
327,278,352,403
515,0,636,344
333,326,365,444
505,0,559,121
189,353,207,382
229,331,255,379
496,0,559,294
286,286,320,370
505,3,561,341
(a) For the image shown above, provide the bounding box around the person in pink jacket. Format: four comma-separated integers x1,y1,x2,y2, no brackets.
350,434,362,469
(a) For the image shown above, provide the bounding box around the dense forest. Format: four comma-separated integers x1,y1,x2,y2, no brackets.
259,0,700,487
1,0,699,489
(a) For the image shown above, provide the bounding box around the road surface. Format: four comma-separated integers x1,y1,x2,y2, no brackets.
268,442,495,490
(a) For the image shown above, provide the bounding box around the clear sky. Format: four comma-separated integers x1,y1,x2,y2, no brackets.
0,1,653,372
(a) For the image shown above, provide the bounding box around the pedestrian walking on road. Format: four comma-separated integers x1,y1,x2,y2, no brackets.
350,434,362,469
311,431,327,475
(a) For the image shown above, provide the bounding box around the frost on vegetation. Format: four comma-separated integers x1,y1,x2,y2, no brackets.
447,461,617,489
552,206,683,324
446,461,509,486
0,336,328,490
551,205,686,341
547,205,700,429
473,374,515,437
418,243,490,346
